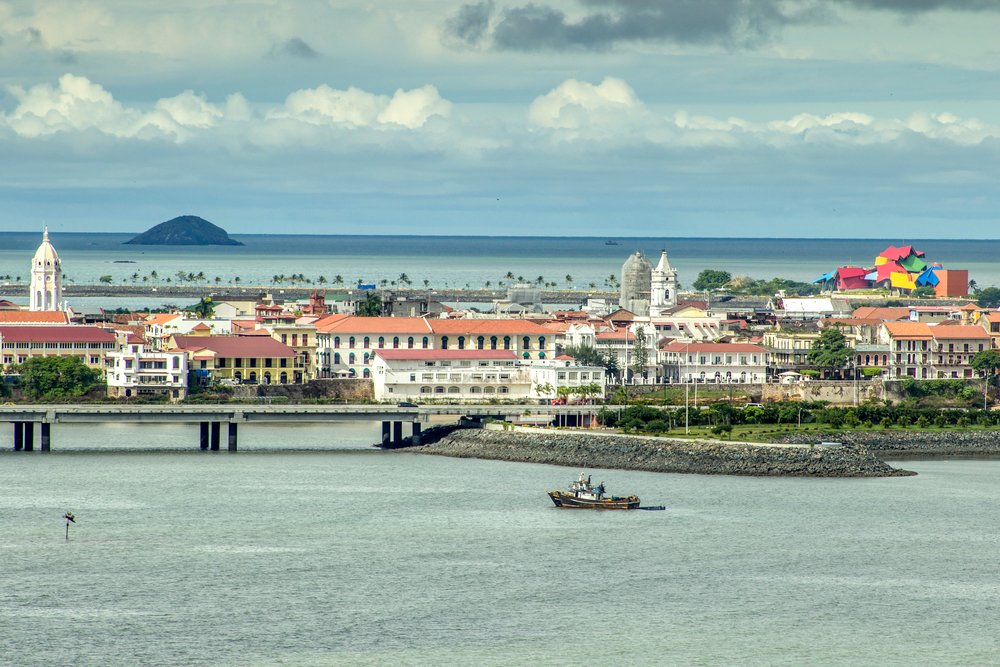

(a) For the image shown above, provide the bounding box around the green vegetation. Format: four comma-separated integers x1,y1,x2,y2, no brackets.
15,357,102,400
911,286,936,298
977,287,1000,309
357,292,383,317
692,269,732,291
807,327,852,376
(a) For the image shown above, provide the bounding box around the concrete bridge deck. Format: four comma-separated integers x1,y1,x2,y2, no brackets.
0,403,602,451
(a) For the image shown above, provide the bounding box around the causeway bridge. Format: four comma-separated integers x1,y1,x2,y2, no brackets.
0,404,603,452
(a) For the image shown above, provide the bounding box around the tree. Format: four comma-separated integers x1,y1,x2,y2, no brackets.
692,269,731,291
630,328,650,382
972,349,1000,376
190,297,215,319
565,274,573,285
911,286,936,299
16,356,102,399
534,382,555,400
562,344,606,368
357,292,383,317
99,275,113,284
977,287,1000,309
807,327,852,376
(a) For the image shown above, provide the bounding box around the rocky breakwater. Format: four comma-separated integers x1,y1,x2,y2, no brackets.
767,429,1000,456
414,429,914,477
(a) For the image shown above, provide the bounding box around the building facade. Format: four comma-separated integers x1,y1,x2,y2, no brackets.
29,228,62,312
107,342,188,400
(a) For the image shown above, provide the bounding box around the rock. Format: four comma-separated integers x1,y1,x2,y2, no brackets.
124,215,243,246
413,429,914,478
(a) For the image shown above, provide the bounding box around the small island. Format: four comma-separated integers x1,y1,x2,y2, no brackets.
124,215,244,246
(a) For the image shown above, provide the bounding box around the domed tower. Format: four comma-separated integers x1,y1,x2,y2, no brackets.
620,251,652,315
650,249,678,317
30,227,62,311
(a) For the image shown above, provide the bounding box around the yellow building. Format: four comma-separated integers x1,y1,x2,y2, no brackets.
0,325,116,373
168,334,303,385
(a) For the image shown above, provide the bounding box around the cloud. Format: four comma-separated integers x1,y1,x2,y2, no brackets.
269,37,320,59
842,0,1000,11
445,0,824,51
271,83,452,129
528,76,647,130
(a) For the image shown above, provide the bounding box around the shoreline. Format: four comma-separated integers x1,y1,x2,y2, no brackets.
412,427,914,478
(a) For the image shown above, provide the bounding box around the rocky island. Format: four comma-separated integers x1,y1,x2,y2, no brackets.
124,215,243,246
413,428,914,478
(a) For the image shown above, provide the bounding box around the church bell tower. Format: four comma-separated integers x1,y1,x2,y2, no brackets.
30,227,63,311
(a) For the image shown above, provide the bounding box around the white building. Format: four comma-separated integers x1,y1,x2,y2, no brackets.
660,341,770,384
372,349,527,401
106,341,188,401
649,250,679,317
370,349,607,403
29,228,62,312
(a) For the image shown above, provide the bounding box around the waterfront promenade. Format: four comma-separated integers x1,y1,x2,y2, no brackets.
0,403,601,452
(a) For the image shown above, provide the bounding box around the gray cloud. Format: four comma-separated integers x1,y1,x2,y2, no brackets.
269,37,320,59
443,0,997,51
24,26,44,46
842,0,1000,11
445,0,826,51
445,1,494,45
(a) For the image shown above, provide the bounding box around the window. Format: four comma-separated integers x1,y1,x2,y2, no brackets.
538,336,545,350
348,336,355,349
490,336,498,350
363,353,370,364
334,336,341,348
503,336,511,350
363,368,371,379
407,337,414,349
334,353,341,364
477,336,485,350
378,337,385,348
458,336,465,350
441,336,449,350
235,358,243,368
393,337,399,349
363,336,370,349
523,336,530,350
422,337,429,349
349,353,356,364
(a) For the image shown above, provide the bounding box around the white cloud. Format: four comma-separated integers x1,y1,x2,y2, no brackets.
528,76,645,130
155,91,223,129
271,83,451,129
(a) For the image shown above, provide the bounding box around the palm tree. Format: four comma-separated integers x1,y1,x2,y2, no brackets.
484,280,492,288
565,274,573,284
214,276,221,284
333,275,344,285
234,276,241,284
318,276,328,285
150,270,158,280
398,273,410,286
504,271,515,281
423,279,430,288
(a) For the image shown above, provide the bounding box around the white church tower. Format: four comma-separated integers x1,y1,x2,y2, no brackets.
649,249,678,317
30,227,62,311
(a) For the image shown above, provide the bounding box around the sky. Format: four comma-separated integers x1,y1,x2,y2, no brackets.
1,0,999,238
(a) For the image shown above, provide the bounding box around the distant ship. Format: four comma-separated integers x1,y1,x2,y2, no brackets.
605,240,620,246
547,472,641,510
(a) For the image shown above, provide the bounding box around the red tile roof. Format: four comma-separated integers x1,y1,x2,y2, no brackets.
883,322,933,339
930,324,990,340
428,319,554,335
171,335,295,357
0,311,69,324
596,330,636,341
374,350,518,361
0,325,116,343
319,316,432,334
661,341,769,354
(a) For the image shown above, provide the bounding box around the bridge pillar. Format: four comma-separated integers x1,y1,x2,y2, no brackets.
392,421,403,446
210,422,221,451
228,422,238,452
23,422,34,452
410,422,422,445
381,421,391,447
199,421,209,450
40,423,51,452
13,422,24,451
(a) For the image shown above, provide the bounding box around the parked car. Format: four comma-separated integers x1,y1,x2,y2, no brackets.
397,401,419,408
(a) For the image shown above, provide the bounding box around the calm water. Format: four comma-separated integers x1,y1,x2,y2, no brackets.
1,423,998,665
0,235,997,310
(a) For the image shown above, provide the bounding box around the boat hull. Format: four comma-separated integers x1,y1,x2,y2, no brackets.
547,491,640,510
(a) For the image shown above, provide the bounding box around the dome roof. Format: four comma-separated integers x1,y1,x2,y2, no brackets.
622,251,652,272
32,228,60,267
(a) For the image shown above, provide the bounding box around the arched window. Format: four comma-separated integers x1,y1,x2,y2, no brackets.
334,336,341,348
407,337,414,349
448,386,460,394
348,369,356,378
334,353,341,365
484,386,496,393
280,372,288,384
499,386,509,394
349,353,356,365
420,386,432,394
249,371,257,384
490,336,498,350
523,352,530,359
458,336,465,350
263,372,271,384
378,336,385,348
363,353,370,364
363,368,371,379
538,352,546,359
422,337,429,349
441,336,449,350
348,336,355,349
393,337,400,349
523,336,530,351
363,336,370,349
503,336,511,350
434,386,445,394
477,336,485,350
538,336,545,350
234,371,242,382
470,386,482,393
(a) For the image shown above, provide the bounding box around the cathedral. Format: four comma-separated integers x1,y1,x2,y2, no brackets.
30,228,63,312
620,249,677,317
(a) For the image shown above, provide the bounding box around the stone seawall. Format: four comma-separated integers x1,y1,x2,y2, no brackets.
766,429,1000,455
414,429,913,477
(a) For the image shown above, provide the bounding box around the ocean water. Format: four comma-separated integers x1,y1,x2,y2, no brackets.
0,234,997,309
1,422,998,666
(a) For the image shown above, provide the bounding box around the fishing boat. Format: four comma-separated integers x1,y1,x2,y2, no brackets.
547,472,641,510
605,240,620,246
